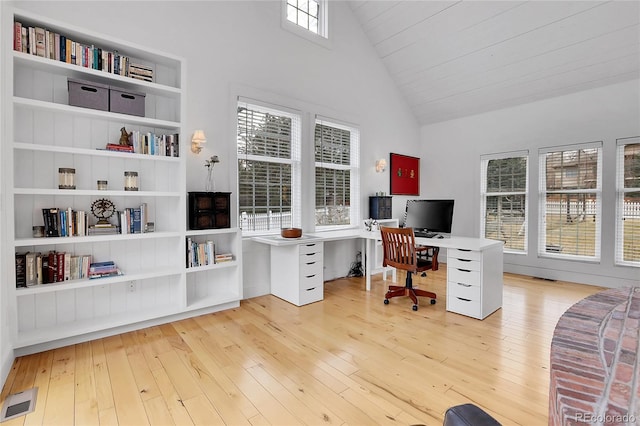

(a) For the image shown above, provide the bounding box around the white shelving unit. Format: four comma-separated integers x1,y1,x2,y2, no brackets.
3,9,242,354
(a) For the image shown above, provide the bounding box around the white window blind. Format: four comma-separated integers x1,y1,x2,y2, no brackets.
314,116,359,228
538,142,602,260
615,137,640,266
480,151,528,253
237,98,301,234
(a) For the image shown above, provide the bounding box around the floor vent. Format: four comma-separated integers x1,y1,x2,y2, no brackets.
1,388,37,422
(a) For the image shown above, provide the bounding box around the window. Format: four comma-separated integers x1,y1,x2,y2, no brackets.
285,0,326,37
315,118,360,228
616,137,640,266
538,142,602,260
480,152,528,253
237,100,301,234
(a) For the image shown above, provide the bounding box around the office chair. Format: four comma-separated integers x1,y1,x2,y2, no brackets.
379,226,438,311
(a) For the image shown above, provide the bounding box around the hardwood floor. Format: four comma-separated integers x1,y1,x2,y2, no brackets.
1,271,603,425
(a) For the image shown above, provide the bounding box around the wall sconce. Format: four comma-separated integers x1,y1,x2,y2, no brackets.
375,158,387,173
191,130,207,154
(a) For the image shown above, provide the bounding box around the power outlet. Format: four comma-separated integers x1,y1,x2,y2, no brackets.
128,281,136,292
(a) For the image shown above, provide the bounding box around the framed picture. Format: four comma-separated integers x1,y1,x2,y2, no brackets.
390,153,420,195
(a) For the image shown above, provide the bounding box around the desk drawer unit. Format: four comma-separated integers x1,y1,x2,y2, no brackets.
271,241,324,306
446,244,503,320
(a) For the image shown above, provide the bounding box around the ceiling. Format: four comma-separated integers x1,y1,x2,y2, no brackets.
347,1,640,125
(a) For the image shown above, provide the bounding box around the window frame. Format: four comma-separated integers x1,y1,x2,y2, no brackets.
281,0,331,48
615,136,640,267
538,142,603,262
314,116,360,230
236,98,302,236
480,151,529,254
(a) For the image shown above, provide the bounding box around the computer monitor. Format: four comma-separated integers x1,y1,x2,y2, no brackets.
402,199,455,235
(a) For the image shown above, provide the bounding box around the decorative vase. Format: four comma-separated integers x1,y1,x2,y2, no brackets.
205,167,214,192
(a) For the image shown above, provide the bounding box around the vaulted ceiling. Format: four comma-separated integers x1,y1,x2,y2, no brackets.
348,1,640,125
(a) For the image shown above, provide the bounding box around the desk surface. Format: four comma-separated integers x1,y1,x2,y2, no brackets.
253,229,503,251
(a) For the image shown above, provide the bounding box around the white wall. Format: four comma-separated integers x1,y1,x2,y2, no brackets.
420,79,640,288
5,1,420,299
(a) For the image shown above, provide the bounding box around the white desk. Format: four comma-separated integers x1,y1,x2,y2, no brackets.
253,230,504,319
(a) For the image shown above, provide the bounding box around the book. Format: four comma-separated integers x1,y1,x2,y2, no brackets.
34,27,46,57
25,252,37,286
14,22,22,52
15,253,27,288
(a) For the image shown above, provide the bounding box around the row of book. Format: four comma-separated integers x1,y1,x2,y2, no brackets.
186,238,233,268
119,203,150,234
104,131,180,157
42,208,88,238
15,251,92,287
13,21,154,82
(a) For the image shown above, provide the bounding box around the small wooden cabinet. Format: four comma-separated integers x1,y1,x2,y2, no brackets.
188,192,231,230
369,196,392,219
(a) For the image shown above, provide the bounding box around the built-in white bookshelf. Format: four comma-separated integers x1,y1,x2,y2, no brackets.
4,9,242,354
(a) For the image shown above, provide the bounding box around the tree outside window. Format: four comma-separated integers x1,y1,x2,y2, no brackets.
481,154,528,252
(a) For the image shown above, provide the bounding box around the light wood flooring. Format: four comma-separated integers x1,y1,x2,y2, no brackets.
1,270,604,425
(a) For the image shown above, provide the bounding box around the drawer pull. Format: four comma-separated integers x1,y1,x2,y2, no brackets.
305,253,316,256
306,261,316,265
456,258,471,262
457,268,472,273
457,282,472,287
306,274,316,278
456,297,471,302
305,243,316,247
458,249,471,252
306,287,316,292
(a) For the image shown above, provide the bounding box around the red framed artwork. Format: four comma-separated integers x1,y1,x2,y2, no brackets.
390,153,420,195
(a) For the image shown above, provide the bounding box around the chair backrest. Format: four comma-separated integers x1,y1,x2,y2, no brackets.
379,226,421,273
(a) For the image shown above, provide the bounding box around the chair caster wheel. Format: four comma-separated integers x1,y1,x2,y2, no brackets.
412,305,418,311
384,299,389,305
431,299,436,305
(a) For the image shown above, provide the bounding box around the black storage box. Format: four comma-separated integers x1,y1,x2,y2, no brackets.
68,78,109,111
109,86,145,117
188,192,231,230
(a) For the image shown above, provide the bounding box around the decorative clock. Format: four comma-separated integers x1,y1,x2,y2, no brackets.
91,198,116,226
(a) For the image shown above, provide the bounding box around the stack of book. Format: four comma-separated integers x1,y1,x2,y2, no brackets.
129,63,153,82
88,224,120,236
88,261,122,279
105,143,134,153
215,253,234,263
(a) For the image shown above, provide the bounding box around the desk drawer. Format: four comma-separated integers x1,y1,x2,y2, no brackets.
300,260,323,279
300,242,323,255
448,248,481,262
447,295,481,319
300,250,322,264
447,281,481,300
298,284,323,305
447,257,480,272
448,267,481,286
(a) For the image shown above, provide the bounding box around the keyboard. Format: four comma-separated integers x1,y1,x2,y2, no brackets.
414,230,438,238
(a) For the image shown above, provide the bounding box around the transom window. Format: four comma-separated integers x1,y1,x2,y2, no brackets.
616,137,640,266
314,118,360,228
237,100,301,234
287,0,320,34
283,0,328,42
480,152,528,253
539,142,602,260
